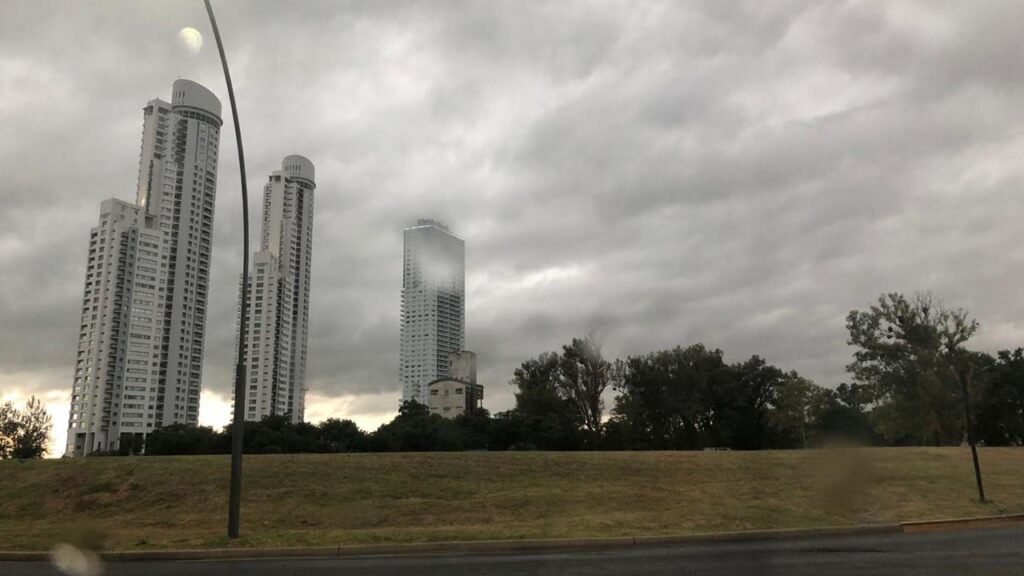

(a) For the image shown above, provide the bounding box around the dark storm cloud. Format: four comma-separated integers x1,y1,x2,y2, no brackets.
2,1,1024,429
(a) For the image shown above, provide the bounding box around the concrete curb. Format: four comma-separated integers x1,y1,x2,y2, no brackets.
2,515,1022,563
0,524,901,562
901,512,1024,533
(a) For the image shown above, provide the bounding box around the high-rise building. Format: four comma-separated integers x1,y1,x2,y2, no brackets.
236,156,316,423
66,80,222,456
400,219,465,405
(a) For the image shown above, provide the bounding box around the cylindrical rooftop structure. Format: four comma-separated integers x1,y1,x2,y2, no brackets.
282,154,315,187
171,79,222,124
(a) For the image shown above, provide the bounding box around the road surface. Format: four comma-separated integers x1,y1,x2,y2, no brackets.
2,525,1022,575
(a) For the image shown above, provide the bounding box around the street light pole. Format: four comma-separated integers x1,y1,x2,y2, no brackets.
956,361,987,503
202,0,250,539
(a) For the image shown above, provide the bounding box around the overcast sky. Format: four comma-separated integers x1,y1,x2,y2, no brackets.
3,1,1024,455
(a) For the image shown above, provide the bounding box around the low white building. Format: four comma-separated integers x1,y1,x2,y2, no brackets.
426,350,483,418
427,379,484,418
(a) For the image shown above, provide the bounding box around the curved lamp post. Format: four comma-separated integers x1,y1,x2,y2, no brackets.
202,0,250,539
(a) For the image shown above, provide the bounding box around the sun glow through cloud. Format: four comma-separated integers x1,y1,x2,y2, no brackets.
176,27,203,55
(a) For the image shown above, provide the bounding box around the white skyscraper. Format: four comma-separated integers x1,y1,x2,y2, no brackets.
67,80,222,456
400,219,465,405
237,156,316,423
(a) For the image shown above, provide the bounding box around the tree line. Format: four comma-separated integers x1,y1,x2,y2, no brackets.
142,292,1024,455
3,291,1021,459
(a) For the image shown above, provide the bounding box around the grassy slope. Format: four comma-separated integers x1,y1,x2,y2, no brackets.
1,448,1021,551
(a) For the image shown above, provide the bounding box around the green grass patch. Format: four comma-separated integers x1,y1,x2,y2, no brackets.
1,448,1020,551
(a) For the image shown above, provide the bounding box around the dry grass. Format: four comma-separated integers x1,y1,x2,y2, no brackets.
1,448,1021,551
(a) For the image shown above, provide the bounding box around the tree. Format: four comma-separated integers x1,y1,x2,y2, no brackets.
513,352,563,415
0,396,52,459
611,346,793,450
556,335,613,447
846,293,971,445
975,349,1024,446
145,424,226,455
370,401,463,452
487,410,524,450
812,383,876,445
847,292,986,500
768,372,825,448
507,351,583,450
145,417,377,455
705,356,782,450
611,344,726,450
232,415,317,454
0,401,18,459
117,433,146,456
453,408,492,450
317,418,369,452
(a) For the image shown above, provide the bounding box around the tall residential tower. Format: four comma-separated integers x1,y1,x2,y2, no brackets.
400,219,465,405
237,156,316,423
67,80,222,456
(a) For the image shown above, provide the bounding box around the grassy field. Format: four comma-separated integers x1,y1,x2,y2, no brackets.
1,448,1022,551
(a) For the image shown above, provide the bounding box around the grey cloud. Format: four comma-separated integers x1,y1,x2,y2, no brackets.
2,1,1024,428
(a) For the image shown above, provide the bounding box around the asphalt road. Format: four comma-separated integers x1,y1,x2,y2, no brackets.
3,526,1023,576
